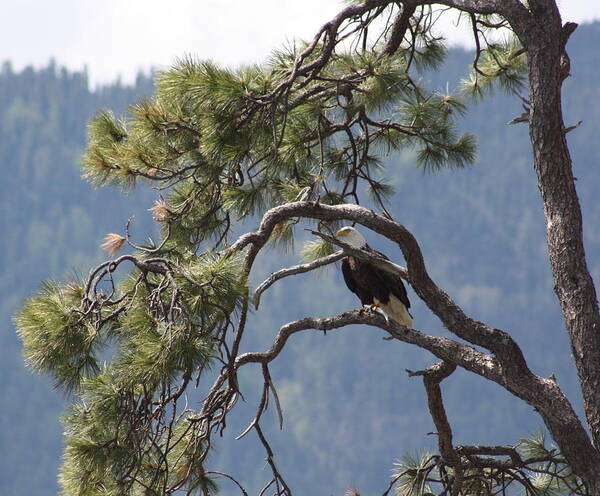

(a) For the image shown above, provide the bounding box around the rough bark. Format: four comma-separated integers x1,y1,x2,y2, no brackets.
382,2,416,56
408,362,462,495
527,17,600,437
505,5,600,492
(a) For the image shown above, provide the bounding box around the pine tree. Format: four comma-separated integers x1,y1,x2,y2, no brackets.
16,2,600,495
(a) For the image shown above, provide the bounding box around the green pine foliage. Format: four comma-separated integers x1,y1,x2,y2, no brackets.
301,238,336,263
59,374,218,496
16,280,102,392
461,38,527,99
17,250,245,495
18,252,245,392
392,452,436,496
268,220,297,253
81,17,480,251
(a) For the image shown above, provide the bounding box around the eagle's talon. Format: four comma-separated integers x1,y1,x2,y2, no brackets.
379,309,390,325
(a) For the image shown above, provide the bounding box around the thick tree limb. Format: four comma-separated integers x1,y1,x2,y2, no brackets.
424,0,529,19
232,310,587,493
235,311,501,382
497,0,600,484
532,25,600,447
382,2,417,56
230,202,521,356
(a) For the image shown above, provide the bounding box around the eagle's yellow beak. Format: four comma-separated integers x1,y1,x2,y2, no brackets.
335,229,347,237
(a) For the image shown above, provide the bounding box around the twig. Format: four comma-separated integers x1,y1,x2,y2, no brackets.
253,250,345,309
205,471,249,496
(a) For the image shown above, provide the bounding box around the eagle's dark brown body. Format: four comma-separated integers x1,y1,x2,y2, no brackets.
341,244,412,327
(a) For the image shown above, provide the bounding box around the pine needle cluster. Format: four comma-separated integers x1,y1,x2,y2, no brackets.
461,38,527,99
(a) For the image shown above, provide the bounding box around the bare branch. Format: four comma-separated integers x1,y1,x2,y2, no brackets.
263,0,393,101
235,310,501,382
228,202,518,356
409,361,462,495
267,371,285,431
307,229,409,279
205,471,249,496
432,0,528,18
253,250,345,310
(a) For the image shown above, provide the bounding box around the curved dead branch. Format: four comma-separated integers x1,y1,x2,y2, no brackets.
253,250,345,310
235,311,499,380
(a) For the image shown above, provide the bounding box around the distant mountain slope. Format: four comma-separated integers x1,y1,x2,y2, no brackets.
2,21,600,495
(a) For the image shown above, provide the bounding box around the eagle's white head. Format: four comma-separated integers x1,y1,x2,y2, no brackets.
335,226,367,249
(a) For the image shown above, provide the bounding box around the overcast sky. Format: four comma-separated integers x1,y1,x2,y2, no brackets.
3,1,600,87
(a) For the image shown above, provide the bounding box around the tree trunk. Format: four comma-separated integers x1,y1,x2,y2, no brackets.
515,3,600,489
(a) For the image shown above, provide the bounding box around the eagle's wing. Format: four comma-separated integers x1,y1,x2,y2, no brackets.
342,257,372,305
388,270,411,310
341,257,359,294
366,246,411,310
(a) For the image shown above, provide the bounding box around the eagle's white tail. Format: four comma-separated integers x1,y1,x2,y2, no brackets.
377,295,413,328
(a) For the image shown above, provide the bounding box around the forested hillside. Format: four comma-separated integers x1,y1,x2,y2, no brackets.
3,22,600,495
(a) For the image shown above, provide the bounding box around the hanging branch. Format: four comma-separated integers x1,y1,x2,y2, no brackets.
407,361,463,495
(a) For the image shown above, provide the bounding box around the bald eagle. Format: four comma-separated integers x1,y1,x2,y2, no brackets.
336,226,413,327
